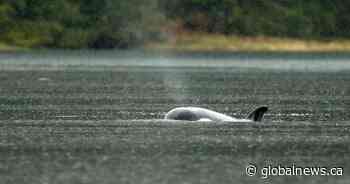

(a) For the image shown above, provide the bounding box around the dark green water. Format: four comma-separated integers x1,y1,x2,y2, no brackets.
0,51,349,183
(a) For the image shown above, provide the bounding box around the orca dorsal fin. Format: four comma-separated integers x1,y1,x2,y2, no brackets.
246,106,268,122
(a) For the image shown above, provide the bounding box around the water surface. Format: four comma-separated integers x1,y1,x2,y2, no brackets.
0,50,349,184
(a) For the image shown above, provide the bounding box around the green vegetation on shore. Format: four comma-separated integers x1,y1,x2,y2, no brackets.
0,42,26,52
1,0,350,51
146,32,350,52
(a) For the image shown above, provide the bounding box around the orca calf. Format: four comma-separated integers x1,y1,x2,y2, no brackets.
164,106,268,122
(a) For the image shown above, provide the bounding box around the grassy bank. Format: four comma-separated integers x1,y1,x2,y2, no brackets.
3,33,350,52
0,42,27,52
146,32,350,52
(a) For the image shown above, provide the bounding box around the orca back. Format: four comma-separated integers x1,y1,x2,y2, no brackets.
165,108,200,121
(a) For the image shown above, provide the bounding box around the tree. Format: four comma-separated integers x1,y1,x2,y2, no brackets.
0,2,14,35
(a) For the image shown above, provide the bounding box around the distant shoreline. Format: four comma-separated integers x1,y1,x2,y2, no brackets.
0,42,27,52
146,33,350,53
3,33,350,53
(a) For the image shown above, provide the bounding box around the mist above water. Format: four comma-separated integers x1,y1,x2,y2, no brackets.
1,50,350,72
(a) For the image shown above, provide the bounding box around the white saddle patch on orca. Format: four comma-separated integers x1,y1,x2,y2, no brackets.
164,106,268,122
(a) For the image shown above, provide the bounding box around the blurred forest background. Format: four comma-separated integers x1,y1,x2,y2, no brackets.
1,0,350,49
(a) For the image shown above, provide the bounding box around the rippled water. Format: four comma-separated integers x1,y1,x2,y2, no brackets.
0,50,349,183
